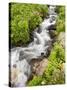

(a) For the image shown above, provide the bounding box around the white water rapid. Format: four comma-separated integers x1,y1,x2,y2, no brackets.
9,5,57,87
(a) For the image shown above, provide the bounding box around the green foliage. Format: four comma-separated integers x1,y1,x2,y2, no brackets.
56,6,65,20
49,42,65,63
43,67,65,84
56,19,65,33
11,19,30,45
29,15,42,31
56,6,65,34
9,3,48,46
42,42,65,84
28,76,42,86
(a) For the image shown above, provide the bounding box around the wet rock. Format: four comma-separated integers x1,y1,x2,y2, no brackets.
47,25,56,30
11,67,20,86
11,67,28,87
34,26,42,34
31,58,48,75
49,30,57,38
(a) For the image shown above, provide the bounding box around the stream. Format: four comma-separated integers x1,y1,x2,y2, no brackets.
9,5,57,87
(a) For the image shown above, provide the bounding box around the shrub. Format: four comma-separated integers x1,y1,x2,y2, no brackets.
56,6,65,20
56,6,65,34
49,42,65,63
9,3,48,46
11,19,29,45
56,19,65,34
42,42,65,85
29,15,42,31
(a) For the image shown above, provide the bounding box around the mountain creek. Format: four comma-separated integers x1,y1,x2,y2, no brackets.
9,5,65,87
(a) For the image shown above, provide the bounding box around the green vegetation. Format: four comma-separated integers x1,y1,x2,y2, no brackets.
42,42,65,85
29,14,42,31
56,6,65,34
9,3,48,46
28,76,42,86
48,42,65,63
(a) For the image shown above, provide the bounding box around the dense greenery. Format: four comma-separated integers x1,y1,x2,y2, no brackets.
56,6,65,34
28,76,43,86
42,42,65,84
9,3,48,46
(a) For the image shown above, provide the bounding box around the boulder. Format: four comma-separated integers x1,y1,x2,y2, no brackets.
31,58,48,76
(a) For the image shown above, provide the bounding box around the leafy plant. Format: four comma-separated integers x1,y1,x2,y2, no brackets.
56,6,65,34
42,42,65,85
9,3,48,46
29,15,42,31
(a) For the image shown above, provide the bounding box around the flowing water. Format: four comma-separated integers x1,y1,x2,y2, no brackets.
9,5,57,87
